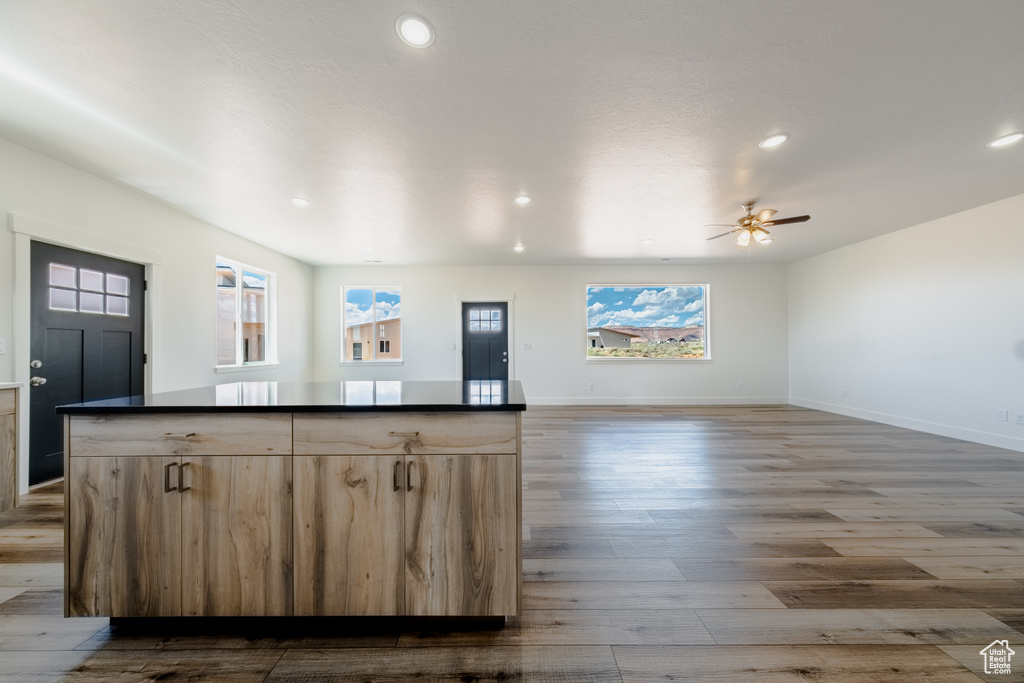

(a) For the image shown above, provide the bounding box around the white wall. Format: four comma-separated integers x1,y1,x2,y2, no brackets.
313,264,789,404
0,137,315,492
789,192,1024,452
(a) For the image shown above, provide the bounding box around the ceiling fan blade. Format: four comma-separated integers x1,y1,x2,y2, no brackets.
761,214,810,226
755,208,777,222
706,228,740,241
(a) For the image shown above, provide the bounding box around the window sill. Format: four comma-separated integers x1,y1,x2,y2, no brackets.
586,357,713,363
339,360,404,366
215,362,280,373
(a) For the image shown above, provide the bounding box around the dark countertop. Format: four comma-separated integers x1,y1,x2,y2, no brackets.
56,380,526,414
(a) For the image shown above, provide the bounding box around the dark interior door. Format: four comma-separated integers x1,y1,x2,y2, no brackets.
462,302,509,380
30,241,145,485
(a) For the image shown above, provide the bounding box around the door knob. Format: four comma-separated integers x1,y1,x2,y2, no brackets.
30,376,47,386
30,360,42,369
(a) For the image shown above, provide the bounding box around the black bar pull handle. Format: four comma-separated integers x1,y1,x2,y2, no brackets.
164,462,178,493
178,462,191,491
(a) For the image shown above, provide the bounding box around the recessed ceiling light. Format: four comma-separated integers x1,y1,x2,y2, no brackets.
758,134,788,149
987,132,1023,148
641,238,655,246
364,259,382,263
514,195,531,205
291,197,310,207
513,244,525,252
396,13,434,47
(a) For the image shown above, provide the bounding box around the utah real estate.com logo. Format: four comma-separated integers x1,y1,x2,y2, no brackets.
980,640,1014,675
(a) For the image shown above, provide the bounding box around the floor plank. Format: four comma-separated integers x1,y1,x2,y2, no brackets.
695,608,1021,645
613,645,984,682
5,405,1024,680
266,646,624,682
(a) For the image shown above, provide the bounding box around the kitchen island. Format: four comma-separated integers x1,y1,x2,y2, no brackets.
58,380,525,620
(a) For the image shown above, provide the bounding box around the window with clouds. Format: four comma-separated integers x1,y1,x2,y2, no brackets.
342,287,402,362
586,285,707,359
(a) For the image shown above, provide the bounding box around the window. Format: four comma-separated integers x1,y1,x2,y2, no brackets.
216,258,275,366
47,263,131,316
468,308,502,331
342,287,402,361
586,285,708,359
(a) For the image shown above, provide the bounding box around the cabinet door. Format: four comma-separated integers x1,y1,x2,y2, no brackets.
0,411,15,513
68,456,181,617
405,454,518,616
181,456,292,616
293,455,405,615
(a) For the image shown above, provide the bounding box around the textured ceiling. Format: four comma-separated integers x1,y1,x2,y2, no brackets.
0,1,1021,266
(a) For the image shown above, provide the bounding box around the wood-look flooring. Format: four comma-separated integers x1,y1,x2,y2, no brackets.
3,405,1024,681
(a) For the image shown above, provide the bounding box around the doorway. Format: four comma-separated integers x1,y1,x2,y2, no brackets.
29,241,145,484
461,302,509,381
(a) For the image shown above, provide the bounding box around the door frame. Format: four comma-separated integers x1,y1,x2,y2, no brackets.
454,293,515,381
10,213,162,495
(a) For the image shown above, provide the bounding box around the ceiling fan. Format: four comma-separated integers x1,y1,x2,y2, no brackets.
706,201,810,246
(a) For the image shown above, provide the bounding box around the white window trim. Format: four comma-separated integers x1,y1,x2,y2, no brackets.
215,256,278,368
341,285,403,363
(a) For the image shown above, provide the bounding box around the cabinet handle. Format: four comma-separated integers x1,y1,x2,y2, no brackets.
164,462,178,493
406,461,414,491
160,433,196,439
393,460,401,492
178,462,191,491
389,431,420,438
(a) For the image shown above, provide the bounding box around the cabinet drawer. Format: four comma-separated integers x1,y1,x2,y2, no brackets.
0,389,14,415
294,412,517,455
69,413,292,456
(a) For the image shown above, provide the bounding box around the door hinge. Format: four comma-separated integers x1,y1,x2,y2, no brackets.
143,353,148,364
143,280,148,291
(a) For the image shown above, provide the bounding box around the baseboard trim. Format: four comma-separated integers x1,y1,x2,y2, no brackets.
526,396,789,406
790,397,1024,453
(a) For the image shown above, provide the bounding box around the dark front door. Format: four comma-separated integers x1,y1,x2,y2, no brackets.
30,241,145,484
462,302,509,380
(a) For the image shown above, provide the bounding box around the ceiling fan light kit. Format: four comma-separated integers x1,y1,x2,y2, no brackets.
706,201,809,247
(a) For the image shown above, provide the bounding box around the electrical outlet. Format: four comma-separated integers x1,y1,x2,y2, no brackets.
450,343,456,351
997,409,1009,422
737,382,743,390
587,383,594,391
1016,413,1024,426
841,389,848,398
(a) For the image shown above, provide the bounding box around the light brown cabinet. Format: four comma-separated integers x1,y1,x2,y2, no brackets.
67,453,292,618
0,388,17,513
293,452,518,617
65,406,522,620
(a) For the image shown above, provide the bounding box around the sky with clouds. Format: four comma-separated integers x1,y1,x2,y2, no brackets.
587,286,704,329
345,288,401,327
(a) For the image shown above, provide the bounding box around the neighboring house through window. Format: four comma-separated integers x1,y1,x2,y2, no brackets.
216,258,275,366
342,287,402,361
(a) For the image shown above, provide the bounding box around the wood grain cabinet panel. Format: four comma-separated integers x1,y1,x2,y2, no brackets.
67,454,292,618
406,454,518,616
67,456,181,617
181,456,293,616
0,410,16,512
294,412,516,455
69,413,292,457
293,456,404,616
0,388,16,513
